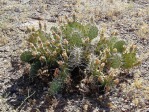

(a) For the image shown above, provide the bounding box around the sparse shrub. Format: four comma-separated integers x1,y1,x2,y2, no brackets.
20,17,140,96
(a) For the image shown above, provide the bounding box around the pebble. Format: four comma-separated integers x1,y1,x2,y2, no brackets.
45,0,61,5
20,0,30,4
47,17,57,23
123,105,129,109
14,7,21,12
30,15,44,20
121,107,126,111
130,103,135,106
12,93,17,98
93,108,100,112
43,87,47,91
83,104,88,111
124,99,128,103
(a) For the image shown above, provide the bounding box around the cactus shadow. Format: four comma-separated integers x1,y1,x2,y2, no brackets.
2,56,54,112
3,56,111,112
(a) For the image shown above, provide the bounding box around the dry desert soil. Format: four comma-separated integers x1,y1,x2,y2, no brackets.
0,0,149,112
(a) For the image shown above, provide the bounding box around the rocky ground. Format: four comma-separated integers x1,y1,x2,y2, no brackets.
0,0,149,112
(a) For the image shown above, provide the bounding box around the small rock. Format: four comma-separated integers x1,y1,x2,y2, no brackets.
12,93,17,98
83,104,88,111
45,0,61,5
130,103,135,106
0,98,2,103
30,15,44,20
93,107,100,112
121,107,126,111
14,7,21,12
20,0,30,4
48,17,57,22
43,87,47,91
123,105,129,109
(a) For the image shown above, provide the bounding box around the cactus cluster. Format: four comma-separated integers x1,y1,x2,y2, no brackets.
20,18,140,95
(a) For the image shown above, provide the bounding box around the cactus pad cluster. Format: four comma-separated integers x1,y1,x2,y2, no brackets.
20,18,140,95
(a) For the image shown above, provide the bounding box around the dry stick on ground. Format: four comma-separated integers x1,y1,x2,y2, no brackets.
16,90,36,112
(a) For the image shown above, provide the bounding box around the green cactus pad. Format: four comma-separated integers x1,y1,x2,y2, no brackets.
61,21,98,47
113,40,126,53
30,61,41,77
20,51,33,62
122,52,137,69
49,78,63,95
109,54,122,69
108,36,118,50
85,24,98,39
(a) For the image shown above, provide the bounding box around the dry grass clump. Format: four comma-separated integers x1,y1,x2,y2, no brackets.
136,7,149,17
0,34,9,47
136,22,149,39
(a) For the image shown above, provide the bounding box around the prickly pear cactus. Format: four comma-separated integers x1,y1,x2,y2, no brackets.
20,18,140,95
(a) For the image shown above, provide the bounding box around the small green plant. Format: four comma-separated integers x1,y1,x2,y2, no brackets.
20,18,140,95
